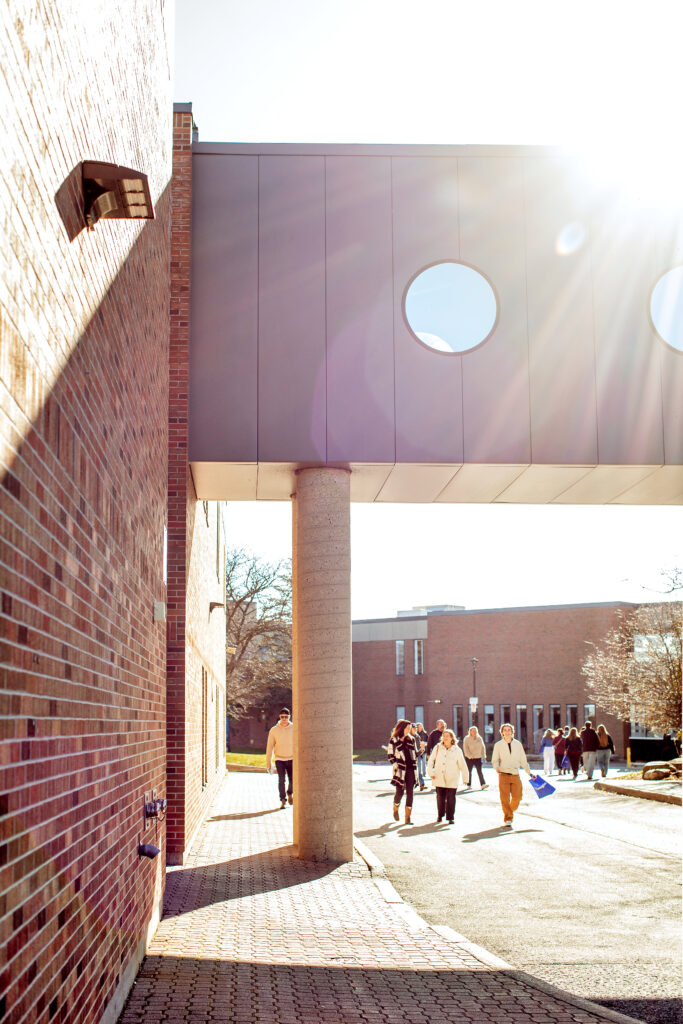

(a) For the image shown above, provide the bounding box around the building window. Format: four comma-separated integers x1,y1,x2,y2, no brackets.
201,667,208,787
396,705,406,722
484,704,495,743
516,705,528,747
566,704,578,728
452,704,463,740
395,640,405,675
216,504,221,581
550,704,562,729
532,704,544,740
215,688,221,769
500,704,511,730
414,704,424,727
583,703,596,723
414,639,424,675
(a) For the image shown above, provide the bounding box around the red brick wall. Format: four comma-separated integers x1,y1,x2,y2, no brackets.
352,605,629,755
0,3,172,1022
167,108,227,865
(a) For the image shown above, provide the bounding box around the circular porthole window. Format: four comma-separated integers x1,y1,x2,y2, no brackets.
403,261,498,354
650,266,683,353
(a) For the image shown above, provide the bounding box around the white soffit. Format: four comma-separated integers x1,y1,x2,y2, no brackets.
495,465,593,503
436,464,528,502
256,462,298,500
553,466,660,504
191,462,258,500
609,465,683,505
348,464,393,502
376,464,461,502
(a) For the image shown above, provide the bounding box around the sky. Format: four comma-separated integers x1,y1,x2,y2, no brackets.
174,0,682,619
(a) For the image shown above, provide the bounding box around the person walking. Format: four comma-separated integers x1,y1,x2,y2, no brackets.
564,727,583,779
265,707,294,809
463,726,488,789
427,729,469,824
427,719,446,756
539,729,556,775
387,719,418,824
595,724,615,777
491,723,532,827
552,728,566,774
580,720,600,779
414,722,429,789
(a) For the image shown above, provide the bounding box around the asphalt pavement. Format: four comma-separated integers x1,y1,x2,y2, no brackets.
352,762,682,1024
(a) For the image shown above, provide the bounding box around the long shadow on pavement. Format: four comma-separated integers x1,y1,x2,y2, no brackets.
461,826,543,842
162,848,337,916
209,809,283,822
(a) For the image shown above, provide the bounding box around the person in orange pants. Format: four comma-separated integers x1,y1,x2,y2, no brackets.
491,723,532,827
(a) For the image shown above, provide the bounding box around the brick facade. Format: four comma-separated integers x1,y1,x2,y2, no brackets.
352,604,631,756
166,108,227,865
0,9,228,1024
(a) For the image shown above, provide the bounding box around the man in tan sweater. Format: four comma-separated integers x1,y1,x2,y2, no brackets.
266,707,294,809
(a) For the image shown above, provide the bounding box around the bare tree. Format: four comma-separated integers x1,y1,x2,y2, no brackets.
225,548,292,720
582,600,682,734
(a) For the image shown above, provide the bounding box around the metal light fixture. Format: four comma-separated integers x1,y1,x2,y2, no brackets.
82,160,154,229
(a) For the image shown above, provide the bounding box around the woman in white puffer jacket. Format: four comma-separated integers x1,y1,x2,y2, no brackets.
427,729,470,824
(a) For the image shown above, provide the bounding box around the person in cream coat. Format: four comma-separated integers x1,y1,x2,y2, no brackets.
491,722,532,827
427,729,469,824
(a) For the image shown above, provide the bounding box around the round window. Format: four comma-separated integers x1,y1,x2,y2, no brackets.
403,261,498,354
650,266,683,353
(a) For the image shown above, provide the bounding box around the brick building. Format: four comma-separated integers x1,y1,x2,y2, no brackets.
0,11,225,1024
352,603,631,755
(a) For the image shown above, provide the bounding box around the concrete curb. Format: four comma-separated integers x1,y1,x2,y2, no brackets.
225,763,267,773
352,837,646,1024
595,780,682,805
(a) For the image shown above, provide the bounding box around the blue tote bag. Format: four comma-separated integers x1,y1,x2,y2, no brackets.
529,774,556,799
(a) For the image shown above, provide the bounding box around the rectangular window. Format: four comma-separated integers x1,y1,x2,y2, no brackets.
216,503,221,581
566,704,578,728
484,704,495,743
414,704,424,727
201,667,208,787
414,639,424,675
452,704,463,740
395,640,405,675
550,704,562,729
396,705,406,722
583,703,595,723
516,704,528,747
532,704,544,740
500,704,511,730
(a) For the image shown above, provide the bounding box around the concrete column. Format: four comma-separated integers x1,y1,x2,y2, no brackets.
291,467,353,863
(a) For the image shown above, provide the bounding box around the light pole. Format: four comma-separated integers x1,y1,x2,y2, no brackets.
469,657,479,730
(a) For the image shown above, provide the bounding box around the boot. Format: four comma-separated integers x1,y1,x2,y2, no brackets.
404,806,412,824
392,803,400,821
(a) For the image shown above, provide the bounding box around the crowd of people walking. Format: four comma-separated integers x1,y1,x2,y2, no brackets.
262,706,617,826
384,716,616,828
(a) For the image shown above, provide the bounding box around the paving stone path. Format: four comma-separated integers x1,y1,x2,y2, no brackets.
118,773,642,1024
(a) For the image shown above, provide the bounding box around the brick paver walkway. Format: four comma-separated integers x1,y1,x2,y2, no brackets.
118,773,642,1024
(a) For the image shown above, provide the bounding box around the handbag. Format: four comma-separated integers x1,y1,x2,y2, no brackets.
561,753,570,769
529,774,556,799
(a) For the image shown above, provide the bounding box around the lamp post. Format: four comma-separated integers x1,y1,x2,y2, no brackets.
469,657,479,730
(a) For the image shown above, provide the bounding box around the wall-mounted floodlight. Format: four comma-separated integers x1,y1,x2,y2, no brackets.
82,161,154,229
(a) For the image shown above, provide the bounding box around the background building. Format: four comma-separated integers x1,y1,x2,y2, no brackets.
352,603,630,754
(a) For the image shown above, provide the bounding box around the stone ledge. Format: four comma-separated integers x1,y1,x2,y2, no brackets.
594,780,682,805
